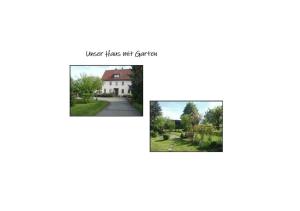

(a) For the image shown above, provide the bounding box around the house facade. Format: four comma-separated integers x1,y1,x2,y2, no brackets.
101,69,132,96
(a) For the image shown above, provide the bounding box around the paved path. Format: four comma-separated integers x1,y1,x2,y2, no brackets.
96,97,141,116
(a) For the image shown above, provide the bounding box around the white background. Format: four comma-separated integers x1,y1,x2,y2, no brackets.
1,0,300,210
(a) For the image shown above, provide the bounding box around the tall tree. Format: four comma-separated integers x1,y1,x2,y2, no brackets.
181,102,201,126
130,65,143,104
150,101,162,130
181,102,201,142
203,106,223,129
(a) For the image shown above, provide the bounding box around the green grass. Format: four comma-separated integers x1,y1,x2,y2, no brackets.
70,100,109,116
150,131,223,152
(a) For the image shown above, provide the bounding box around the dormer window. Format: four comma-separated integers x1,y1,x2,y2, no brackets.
113,74,120,78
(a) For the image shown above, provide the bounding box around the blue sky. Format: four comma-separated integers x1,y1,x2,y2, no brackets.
158,101,222,120
70,66,132,79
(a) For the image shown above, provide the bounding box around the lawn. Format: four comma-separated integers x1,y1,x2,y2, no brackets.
70,100,109,116
150,131,223,152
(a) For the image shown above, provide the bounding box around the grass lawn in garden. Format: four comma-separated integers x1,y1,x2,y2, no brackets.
150,131,222,152
70,100,109,116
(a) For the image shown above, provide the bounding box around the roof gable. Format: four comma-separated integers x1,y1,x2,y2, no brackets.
102,69,132,81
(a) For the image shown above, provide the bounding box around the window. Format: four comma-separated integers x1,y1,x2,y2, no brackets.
109,89,112,93
104,89,106,93
122,81,124,85
115,81,118,86
109,81,112,85
122,89,124,94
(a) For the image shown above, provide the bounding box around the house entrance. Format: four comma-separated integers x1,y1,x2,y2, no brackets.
114,88,119,96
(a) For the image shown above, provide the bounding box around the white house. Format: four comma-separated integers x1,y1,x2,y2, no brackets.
101,69,132,96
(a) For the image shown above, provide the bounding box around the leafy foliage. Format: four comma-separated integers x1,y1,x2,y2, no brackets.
203,106,223,129
70,77,76,106
130,65,143,104
150,131,158,138
150,101,162,130
97,93,114,97
71,74,102,103
180,114,193,131
181,102,201,126
164,118,175,131
153,116,166,134
163,134,170,140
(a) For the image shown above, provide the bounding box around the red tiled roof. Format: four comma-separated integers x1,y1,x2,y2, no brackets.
101,69,132,81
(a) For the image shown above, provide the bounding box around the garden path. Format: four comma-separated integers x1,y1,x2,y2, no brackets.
96,97,140,116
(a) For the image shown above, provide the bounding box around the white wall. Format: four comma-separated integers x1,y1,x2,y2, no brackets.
102,80,131,96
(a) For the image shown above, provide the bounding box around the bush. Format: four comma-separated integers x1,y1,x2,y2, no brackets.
73,99,88,104
212,129,222,136
209,141,217,148
158,129,164,135
208,135,212,142
180,132,185,139
185,132,194,139
195,134,202,142
98,93,114,97
151,131,158,138
163,134,170,140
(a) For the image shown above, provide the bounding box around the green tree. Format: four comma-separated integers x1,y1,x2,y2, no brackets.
181,102,201,126
164,118,175,131
70,77,75,106
203,106,223,129
130,65,143,104
76,74,102,103
181,102,201,142
150,101,162,130
153,116,166,134
180,114,193,131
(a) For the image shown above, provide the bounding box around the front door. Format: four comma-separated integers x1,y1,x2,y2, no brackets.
114,88,119,96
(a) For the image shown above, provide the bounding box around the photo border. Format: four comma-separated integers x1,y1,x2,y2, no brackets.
149,100,223,152
69,65,144,117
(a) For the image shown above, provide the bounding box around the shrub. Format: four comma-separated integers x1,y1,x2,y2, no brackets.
185,132,194,139
98,93,114,97
195,134,202,142
163,134,170,140
180,132,185,139
209,141,217,148
74,99,88,104
150,131,158,138
208,135,212,142
212,129,222,136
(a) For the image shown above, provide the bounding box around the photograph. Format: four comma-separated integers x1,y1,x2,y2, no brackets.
70,65,143,116
150,101,223,152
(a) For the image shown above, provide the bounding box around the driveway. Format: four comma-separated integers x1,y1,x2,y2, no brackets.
96,97,141,116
